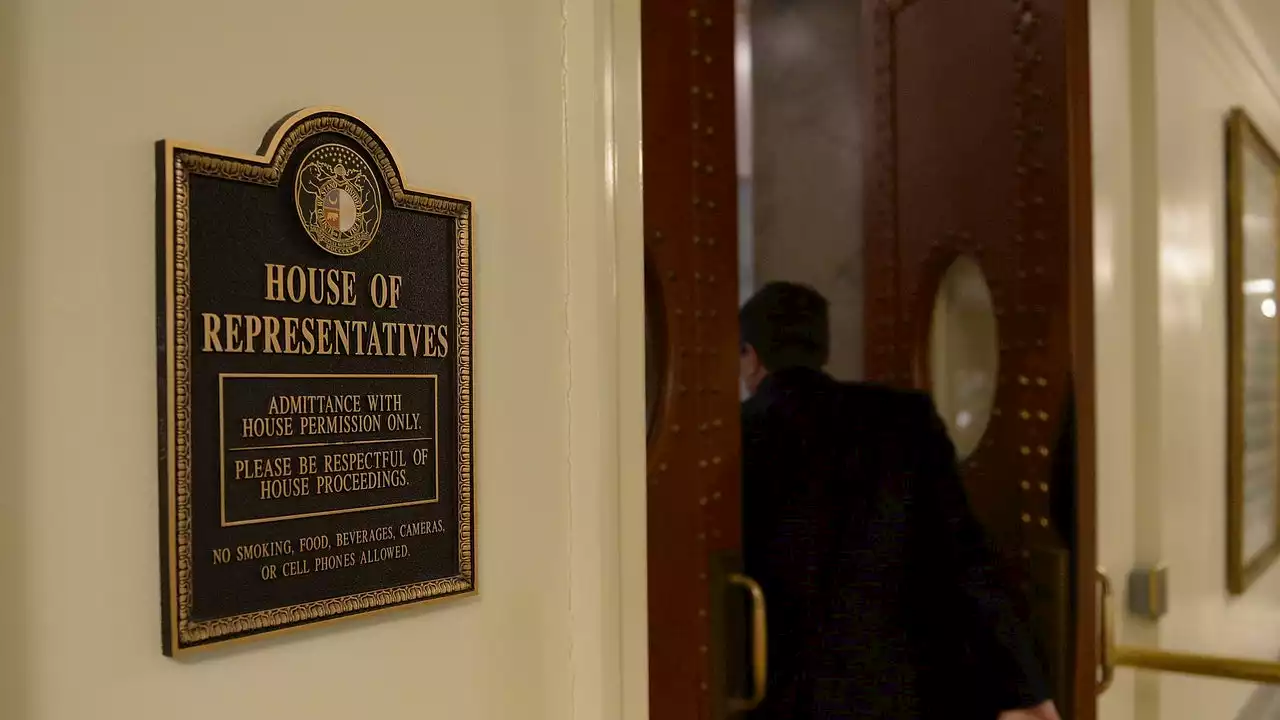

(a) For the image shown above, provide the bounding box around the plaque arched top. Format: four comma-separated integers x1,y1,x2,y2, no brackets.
162,106,471,218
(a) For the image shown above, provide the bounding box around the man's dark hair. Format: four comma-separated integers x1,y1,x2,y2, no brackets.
739,281,830,371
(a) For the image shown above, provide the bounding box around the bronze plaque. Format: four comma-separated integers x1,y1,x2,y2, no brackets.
156,108,474,655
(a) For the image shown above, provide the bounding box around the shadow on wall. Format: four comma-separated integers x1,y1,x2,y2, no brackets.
0,1,28,717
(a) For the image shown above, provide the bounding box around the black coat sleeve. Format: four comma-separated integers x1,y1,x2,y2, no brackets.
909,393,1051,712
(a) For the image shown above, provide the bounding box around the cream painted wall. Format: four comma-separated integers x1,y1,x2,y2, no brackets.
1096,0,1280,718
0,1,648,719
1151,0,1280,717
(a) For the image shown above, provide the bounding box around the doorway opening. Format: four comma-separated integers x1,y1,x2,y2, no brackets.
733,0,865,384
641,1,1096,718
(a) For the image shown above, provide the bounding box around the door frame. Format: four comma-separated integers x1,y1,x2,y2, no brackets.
568,0,1099,718
559,0,651,719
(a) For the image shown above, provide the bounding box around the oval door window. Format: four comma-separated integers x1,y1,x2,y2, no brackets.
928,255,999,460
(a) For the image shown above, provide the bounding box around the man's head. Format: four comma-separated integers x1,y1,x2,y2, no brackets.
739,281,830,395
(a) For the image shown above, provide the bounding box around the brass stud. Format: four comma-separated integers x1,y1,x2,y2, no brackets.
1040,482,1049,493
706,126,715,136
698,608,707,618
1022,513,1032,523
1036,377,1047,387
689,7,698,17
712,418,723,427
713,491,722,500
703,16,712,26
1018,375,1030,385
1021,481,1031,490
1038,411,1049,421
1020,410,1031,420
1039,517,1049,527
699,645,709,654
706,90,715,100
1037,446,1049,457
1020,446,1031,456
704,55,713,65
671,424,681,433
699,459,709,468
691,49,700,58
691,85,701,96
658,462,668,472
699,497,708,506
712,456,722,465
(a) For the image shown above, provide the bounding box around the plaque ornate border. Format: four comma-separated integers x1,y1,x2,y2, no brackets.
158,107,475,655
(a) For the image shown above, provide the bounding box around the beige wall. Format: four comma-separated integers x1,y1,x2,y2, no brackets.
1095,1,1280,718
0,1,648,719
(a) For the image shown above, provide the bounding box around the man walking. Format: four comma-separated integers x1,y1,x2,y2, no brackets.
740,282,1059,720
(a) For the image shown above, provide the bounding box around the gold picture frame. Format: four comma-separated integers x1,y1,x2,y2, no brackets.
1227,107,1280,594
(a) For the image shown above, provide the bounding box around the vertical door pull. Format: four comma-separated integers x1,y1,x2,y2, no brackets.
728,573,768,712
1097,568,1116,694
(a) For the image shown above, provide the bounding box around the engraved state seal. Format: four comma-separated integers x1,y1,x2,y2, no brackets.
293,143,382,256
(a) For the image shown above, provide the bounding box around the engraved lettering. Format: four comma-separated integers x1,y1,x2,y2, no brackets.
264,263,286,302
202,313,224,352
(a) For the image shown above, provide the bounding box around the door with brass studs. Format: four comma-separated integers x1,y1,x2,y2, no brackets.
643,0,1098,718
861,0,1096,717
642,0,746,717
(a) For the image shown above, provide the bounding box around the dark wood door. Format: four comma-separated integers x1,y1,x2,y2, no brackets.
862,0,1097,717
641,0,744,718
643,0,1096,718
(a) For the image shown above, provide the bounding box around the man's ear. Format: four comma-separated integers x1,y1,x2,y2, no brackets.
740,343,767,394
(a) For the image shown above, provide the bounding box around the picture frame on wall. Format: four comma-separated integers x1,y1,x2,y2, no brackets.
1227,107,1280,594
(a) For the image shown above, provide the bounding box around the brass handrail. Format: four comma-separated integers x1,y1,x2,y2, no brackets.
1098,568,1280,689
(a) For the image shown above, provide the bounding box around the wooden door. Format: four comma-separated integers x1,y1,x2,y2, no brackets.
861,0,1097,717
642,0,743,718
643,0,1096,718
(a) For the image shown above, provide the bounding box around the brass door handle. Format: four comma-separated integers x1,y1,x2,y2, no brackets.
1096,568,1116,694
1097,567,1280,690
728,573,768,713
